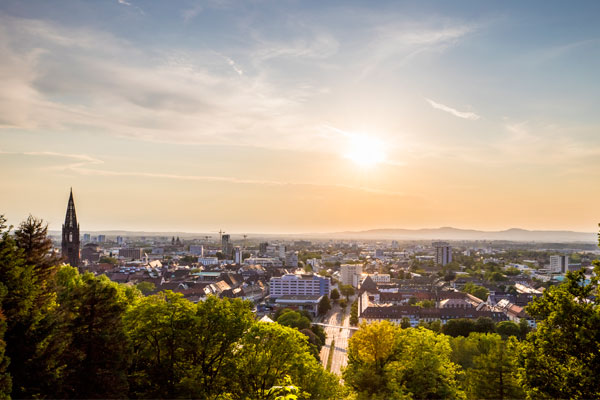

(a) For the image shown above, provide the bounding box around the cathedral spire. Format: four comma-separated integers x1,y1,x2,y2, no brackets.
62,189,80,267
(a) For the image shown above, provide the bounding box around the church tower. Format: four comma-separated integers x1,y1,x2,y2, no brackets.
61,188,80,267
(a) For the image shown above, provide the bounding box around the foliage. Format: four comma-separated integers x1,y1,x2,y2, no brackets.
349,300,359,326
135,281,156,295
462,282,489,301
276,310,311,331
99,256,119,265
344,321,464,399
318,295,331,316
495,321,520,339
235,322,341,400
339,285,355,300
330,288,340,301
517,250,600,400
451,333,524,399
53,268,132,398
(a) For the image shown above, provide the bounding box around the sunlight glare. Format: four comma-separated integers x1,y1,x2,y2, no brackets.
344,134,386,168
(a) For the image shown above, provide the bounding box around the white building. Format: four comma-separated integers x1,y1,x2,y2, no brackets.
244,257,283,268
234,246,242,264
198,257,219,266
269,274,330,298
366,273,390,283
341,264,363,287
433,241,452,266
550,255,569,273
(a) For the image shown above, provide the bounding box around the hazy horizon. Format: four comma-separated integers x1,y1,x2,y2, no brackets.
1,1,599,233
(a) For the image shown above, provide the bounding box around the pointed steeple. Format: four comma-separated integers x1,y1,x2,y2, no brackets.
62,188,80,267
64,187,78,229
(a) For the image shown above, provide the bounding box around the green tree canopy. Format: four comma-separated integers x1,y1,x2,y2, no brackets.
517,253,600,399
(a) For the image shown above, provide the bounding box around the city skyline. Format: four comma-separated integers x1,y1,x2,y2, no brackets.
1,1,599,233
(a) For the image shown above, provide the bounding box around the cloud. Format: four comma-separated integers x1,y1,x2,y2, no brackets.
117,0,132,5
425,98,480,120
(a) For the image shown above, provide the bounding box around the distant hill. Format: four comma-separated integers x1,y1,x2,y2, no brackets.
326,227,596,242
48,226,597,243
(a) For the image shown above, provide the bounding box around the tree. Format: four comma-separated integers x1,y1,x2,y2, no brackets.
0,215,63,398
443,318,477,338
53,267,132,398
339,298,348,309
330,288,340,301
344,322,463,399
350,300,359,326
0,300,11,399
461,333,524,400
474,317,496,334
340,285,355,300
463,282,489,301
276,310,311,331
517,251,600,399
135,281,156,295
318,295,331,316
496,321,520,339
99,256,118,265
126,293,254,399
234,322,340,399
125,290,196,398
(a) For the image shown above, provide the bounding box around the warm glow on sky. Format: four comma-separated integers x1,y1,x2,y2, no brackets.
0,1,599,233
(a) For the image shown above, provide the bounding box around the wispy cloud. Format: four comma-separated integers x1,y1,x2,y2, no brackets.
117,0,132,6
425,98,480,120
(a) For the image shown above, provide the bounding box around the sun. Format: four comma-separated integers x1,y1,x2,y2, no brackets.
344,134,386,167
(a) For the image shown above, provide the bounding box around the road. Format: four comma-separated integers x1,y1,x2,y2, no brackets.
319,299,353,376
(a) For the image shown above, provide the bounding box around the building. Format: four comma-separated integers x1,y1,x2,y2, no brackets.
221,234,232,258
189,245,204,256
83,233,91,243
244,257,283,268
274,295,323,316
279,244,286,259
234,246,242,264
375,249,384,259
433,241,452,266
116,235,124,245
98,234,106,243
269,274,330,299
119,248,143,260
259,242,269,256
198,257,219,266
550,255,569,274
340,264,363,287
366,273,390,283
285,251,299,268
61,189,80,267
81,243,102,263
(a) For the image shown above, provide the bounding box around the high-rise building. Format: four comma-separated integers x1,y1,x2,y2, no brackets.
98,234,106,243
221,234,231,258
61,189,80,267
550,255,569,273
83,233,91,243
433,241,452,266
340,264,363,287
259,242,268,256
279,244,286,259
234,246,242,264
116,235,124,245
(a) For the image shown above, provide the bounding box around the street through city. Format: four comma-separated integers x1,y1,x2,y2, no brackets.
319,299,353,376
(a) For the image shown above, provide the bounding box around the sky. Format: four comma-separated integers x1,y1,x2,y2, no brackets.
1,0,599,234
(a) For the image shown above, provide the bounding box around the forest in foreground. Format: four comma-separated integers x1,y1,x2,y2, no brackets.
0,215,599,399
